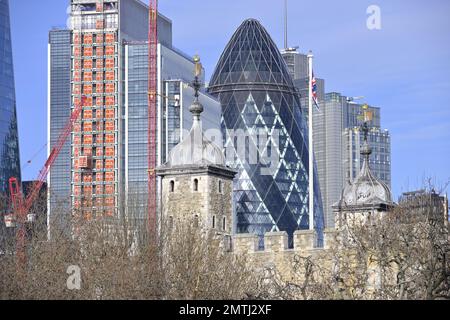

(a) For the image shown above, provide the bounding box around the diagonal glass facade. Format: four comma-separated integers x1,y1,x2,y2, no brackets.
208,19,324,245
0,0,21,194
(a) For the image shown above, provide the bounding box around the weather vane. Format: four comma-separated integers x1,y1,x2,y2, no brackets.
360,104,372,143
192,55,202,100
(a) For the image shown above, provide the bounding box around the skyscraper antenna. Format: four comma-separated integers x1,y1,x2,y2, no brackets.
284,0,288,49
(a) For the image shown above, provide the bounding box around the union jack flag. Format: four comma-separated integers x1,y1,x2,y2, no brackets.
311,71,320,111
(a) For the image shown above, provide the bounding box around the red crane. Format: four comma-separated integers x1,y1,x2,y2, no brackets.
6,97,86,266
147,0,158,238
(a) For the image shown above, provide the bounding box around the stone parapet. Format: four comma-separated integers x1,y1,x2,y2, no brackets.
233,233,258,254
264,232,288,252
293,230,316,250
323,228,337,250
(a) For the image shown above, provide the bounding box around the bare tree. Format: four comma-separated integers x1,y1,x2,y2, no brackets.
1,183,448,300
0,192,257,300
255,185,449,300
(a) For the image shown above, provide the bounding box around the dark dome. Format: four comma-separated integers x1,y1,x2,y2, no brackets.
209,19,297,96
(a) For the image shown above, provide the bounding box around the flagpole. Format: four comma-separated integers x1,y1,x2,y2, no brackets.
307,51,314,231
284,0,288,49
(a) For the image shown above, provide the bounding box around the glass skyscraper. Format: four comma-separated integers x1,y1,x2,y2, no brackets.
316,92,391,228
208,19,324,245
0,0,21,195
48,29,72,234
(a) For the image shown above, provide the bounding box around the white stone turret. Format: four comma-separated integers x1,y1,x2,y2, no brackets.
156,56,236,238
333,122,395,229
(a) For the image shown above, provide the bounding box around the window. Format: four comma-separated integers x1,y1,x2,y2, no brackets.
222,217,226,231
193,179,199,192
218,180,223,194
194,215,199,227
169,216,173,228
169,180,174,192
212,215,216,229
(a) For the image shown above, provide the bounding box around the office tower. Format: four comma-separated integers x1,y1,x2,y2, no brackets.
318,92,391,228
48,0,221,235
280,48,308,81
208,19,324,246
281,48,325,115
48,29,72,233
0,0,21,243
0,0,21,194
68,0,163,222
399,189,449,226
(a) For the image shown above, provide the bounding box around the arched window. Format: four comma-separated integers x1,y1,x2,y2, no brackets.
222,217,226,231
212,215,216,229
194,215,199,227
169,216,173,228
193,179,199,192
218,180,223,194
170,180,175,192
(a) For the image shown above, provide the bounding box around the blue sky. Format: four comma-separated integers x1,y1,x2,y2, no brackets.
9,0,450,199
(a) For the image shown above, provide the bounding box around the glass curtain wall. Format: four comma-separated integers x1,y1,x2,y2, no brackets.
208,19,324,246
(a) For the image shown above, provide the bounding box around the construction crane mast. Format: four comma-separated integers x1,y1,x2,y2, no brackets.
6,97,86,266
147,0,158,237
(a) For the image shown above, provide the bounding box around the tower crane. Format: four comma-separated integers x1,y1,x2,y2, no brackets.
147,0,158,237
5,97,86,266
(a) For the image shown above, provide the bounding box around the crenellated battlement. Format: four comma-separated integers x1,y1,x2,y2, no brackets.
232,228,337,255
229,229,340,287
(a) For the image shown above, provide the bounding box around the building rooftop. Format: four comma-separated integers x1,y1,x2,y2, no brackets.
208,18,298,95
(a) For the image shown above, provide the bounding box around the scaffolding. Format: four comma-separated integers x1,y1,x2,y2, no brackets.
71,0,119,219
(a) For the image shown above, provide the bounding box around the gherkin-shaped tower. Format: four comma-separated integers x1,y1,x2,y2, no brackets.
208,19,324,244
0,0,21,194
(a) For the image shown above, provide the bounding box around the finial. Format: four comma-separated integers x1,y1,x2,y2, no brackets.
360,104,372,158
360,104,373,144
190,55,204,119
192,55,202,100
361,122,369,144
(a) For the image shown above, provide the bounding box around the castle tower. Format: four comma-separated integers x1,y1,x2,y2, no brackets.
156,57,236,236
332,120,394,229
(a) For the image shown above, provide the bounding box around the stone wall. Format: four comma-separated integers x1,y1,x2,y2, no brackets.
160,170,233,235
161,173,208,223
232,229,337,283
